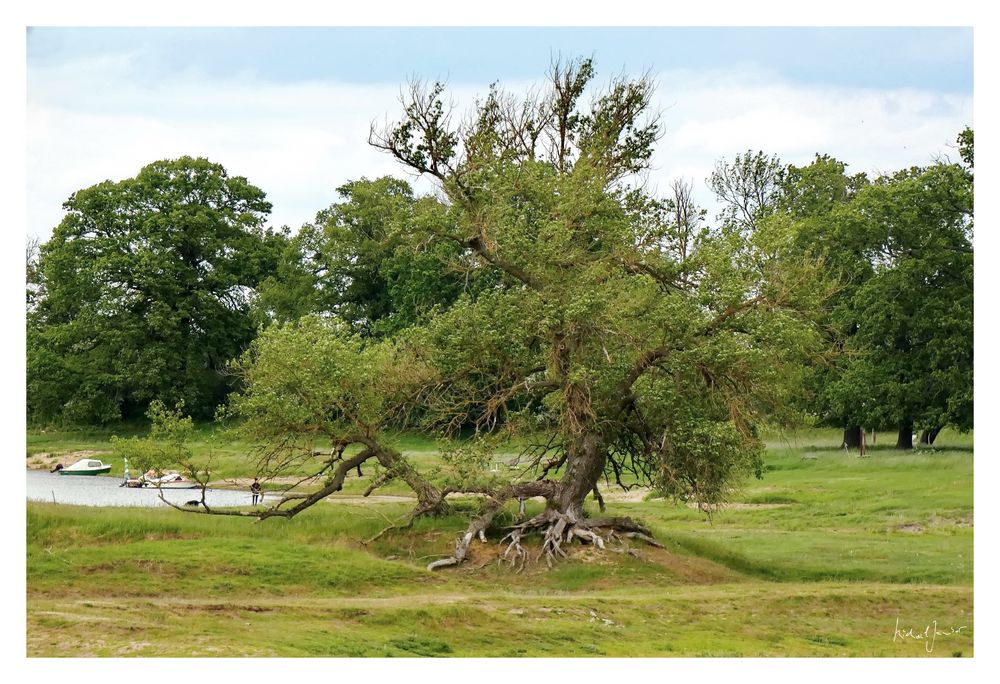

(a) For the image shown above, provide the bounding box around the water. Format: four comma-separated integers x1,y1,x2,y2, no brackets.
26,470,276,508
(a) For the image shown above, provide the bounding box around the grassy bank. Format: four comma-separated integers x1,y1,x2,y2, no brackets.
26,429,973,656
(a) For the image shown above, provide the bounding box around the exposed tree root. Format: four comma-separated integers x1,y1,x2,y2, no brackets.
619,531,664,549
428,501,659,571
427,507,500,570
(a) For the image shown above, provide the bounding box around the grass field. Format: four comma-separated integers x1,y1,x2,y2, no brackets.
25,428,973,657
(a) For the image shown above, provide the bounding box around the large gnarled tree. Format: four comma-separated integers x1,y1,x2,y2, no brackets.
179,59,828,569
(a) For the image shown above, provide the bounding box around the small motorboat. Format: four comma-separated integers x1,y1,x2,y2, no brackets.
58,458,113,476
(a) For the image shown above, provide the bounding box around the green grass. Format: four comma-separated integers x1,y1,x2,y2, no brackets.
26,428,973,657
622,441,973,586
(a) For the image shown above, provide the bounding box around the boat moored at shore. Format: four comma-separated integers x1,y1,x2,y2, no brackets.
58,458,113,476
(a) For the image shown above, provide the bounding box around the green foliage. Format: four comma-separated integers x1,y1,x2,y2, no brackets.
768,154,874,428
256,177,495,337
708,150,785,231
840,161,972,432
957,126,973,169
783,142,973,435
27,156,286,424
781,154,869,224
730,136,975,441
219,315,440,482
357,58,831,508
110,400,194,475
232,317,417,431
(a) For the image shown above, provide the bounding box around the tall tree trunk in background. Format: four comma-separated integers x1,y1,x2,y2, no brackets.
896,419,914,450
919,427,942,446
842,426,862,449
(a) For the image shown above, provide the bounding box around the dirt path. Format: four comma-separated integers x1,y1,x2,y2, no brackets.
33,581,972,613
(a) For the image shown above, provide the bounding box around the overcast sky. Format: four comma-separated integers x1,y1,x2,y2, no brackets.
26,27,973,240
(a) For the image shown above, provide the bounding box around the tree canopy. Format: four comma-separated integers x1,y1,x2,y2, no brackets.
28,156,285,424
822,158,973,445
776,136,971,446
255,176,500,336
707,135,973,449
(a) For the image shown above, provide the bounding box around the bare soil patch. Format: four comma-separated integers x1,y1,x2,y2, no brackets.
27,450,110,471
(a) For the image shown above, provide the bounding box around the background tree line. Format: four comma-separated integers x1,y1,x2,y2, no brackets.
26,128,972,452
705,134,973,449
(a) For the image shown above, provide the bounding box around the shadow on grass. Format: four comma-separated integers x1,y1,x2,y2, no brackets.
660,533,960,585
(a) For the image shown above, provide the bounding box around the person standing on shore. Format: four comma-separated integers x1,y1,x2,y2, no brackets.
250,478,262,505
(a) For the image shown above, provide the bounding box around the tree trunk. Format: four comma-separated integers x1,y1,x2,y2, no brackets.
556,432,606,518
896,419,914,450
919,427,942,446
842,426,862,449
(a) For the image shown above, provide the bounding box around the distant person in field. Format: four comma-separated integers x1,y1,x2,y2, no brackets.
250,478,262,505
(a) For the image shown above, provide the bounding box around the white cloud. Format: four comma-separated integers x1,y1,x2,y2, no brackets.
646,69,971,216
27,60,972,239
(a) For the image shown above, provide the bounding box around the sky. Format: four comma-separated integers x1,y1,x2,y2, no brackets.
26,27,974,240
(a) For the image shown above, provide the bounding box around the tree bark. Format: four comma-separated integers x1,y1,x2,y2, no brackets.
370,443,447,514
919,427,942,446
842,426,862,449
556,432,606,518
896,419,914,450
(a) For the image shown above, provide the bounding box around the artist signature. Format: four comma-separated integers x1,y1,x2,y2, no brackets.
893,618,968,653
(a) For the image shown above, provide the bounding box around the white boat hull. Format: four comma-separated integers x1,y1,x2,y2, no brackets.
149,482,199,490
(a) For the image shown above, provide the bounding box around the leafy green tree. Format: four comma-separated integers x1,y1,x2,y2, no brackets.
771,136,972,449
210,59,828,569
825,158,973,448
28,156,285,424
708,151,785,232
713,143,973,450
111,400,195,478
772,154,873,447
256,176,499,337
